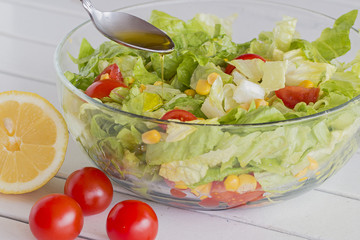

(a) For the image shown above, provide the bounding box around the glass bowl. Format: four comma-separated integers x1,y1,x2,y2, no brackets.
55,0,360,210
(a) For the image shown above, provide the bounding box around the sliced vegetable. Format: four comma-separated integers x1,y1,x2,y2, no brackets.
275,86,320,109
225,53,266,74
85,79,127,99
161,109,197,122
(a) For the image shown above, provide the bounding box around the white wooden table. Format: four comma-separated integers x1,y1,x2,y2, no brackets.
1,0,360,239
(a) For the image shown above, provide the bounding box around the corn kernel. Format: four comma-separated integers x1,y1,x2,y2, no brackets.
127,77,135,85
140,84,146,93
308,156,319,170
191,189,200,197
195,79,211,95
254,99,269,108
295,167,308,178
174,181,188,190
207,72,220,85
298,176,308,182
299,80,314,88
200,195,208,200
141,130,161,144
239,103,250,111
237,174,257,193
184,89,196,97
224,175,240,191
100,73,110,80
194,183,212,195
154,81,163,86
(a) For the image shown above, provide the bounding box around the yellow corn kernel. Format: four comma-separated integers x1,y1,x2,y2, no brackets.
254,99,269,108
295,167,308,178
207,72,220,85
194,183,212,195
195,79,211,95
224,175,240,191
154,81,163,86
100,73,110,80
239,103,250,111
298,176,308,182
316,171,321,176
141,130,161,144
127,77,135,85
200,195,208,200
299,80,314,88
174,181,188,190
237,174,257,193
308,156,319,170
140,84,146,93
191,189,200,197
184,89,196,97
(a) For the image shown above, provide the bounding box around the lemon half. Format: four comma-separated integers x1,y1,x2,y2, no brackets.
0,91,68,194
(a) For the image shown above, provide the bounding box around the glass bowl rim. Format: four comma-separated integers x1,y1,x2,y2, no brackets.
54,0,360,127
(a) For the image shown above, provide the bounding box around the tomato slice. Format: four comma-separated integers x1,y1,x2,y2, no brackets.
94,63,124,83
198,197,220,208
85,79,127,99
161,109,197,122
275,86,320,109
224,53,266,74
210,181,264,207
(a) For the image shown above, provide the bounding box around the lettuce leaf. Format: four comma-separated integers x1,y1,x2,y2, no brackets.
312,10,358,61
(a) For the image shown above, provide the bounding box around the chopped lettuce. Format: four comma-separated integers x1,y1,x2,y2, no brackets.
65,9,360,197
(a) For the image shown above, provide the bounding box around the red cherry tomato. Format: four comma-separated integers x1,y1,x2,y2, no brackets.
85,79,127,99
94,63,124,82
64,167,113,216
210,181,264,207
224,53,266,74
29,194,84,240
106,200,158,240
161,109,197,122
275,86,320,109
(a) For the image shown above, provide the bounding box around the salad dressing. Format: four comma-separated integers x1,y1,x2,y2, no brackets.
114,32,173,51
160,54,165,95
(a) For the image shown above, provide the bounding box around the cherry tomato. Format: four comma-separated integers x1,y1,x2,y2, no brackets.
224,53,266,74
210,181,264,207
85,79,127,99
64,167,113,216
94,63,124,82
29,194,83,240
106,200,158,240
275,86,320,109
161,109,197,122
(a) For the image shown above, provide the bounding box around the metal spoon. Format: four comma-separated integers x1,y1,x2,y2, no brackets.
80,0,175,54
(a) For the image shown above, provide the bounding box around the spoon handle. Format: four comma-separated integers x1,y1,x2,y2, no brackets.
80,0,96,15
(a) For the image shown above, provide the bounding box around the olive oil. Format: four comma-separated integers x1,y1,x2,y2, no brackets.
160,54,165,95
115,31,173,51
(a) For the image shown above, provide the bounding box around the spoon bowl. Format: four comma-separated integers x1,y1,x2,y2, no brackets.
80,0,175,53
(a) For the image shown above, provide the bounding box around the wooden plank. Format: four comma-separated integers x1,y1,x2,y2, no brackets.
317,151,360,200
201,190,360,240
0,2,85,46
0,36,55,84
0,217,91,240
0,177,306,240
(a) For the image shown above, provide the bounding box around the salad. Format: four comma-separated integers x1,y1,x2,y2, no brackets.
64,9,360,207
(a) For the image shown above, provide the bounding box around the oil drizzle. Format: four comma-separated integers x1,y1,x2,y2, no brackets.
115,32,172,51
160,54,165,96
